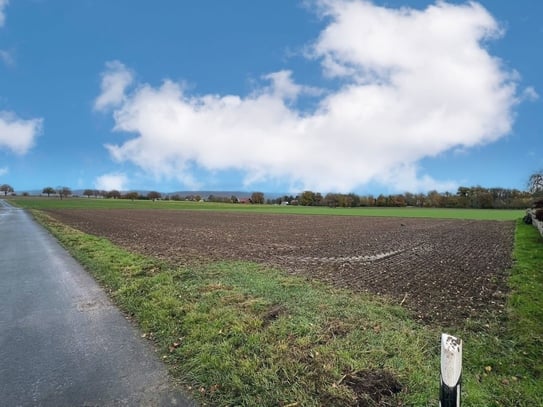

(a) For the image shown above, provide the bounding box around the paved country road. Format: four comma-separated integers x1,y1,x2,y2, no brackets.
0,200,197,407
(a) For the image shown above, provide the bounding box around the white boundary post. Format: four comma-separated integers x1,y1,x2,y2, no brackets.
440,333,462,407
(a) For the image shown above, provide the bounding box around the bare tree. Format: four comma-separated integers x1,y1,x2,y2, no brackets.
250,191,264,204
124,191,139,201
529,171,543,195
57,187,72,199
107,190,121,199
147,191,161,201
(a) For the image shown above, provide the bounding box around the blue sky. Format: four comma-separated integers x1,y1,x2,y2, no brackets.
0,0,541,195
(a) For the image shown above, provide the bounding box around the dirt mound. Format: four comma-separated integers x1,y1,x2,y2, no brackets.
340,369,402,406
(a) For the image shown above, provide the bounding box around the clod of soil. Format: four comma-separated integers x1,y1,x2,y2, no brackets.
340,369,402,406
262,304,287,326
45,209,515,326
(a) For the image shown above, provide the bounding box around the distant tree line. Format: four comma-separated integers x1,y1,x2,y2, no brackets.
38,187,164,201
268,186,534,209
21,185,543,209
40,186,73,199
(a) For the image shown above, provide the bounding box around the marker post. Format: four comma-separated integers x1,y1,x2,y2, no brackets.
440,333,462,407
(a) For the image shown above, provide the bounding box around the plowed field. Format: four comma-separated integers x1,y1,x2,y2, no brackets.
46,209,515,326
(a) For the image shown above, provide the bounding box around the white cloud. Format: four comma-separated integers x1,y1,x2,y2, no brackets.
261,71,322,102
0,111,42,154
97,0,519,193
376,163,458,194
0,50,13,66
521,86,539,102
94,173,128,191
0,166,8,176
0,0,8,27
94,60,134,112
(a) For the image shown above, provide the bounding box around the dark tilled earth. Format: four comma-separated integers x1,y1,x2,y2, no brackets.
46,209,516,326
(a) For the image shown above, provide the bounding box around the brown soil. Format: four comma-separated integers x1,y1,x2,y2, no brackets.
340,369,403,406
45,209,515,326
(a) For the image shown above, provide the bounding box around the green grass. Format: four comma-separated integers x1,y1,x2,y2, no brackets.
29,210,542,406
10,196,523,220
458,220,543,405
507,220,543,379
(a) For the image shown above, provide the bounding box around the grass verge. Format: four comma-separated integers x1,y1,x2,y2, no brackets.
31,211,543,406
457,220,543,406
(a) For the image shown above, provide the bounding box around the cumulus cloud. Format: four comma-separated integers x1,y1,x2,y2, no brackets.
0,112,42,154
94,60,134,112
97,0,519,193
94,172,128,191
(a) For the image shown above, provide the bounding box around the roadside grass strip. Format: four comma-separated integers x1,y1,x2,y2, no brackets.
455,220,543,406
32,211,543,406
508,220,543,378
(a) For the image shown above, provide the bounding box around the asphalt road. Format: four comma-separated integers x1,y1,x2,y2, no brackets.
0,200,197,407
